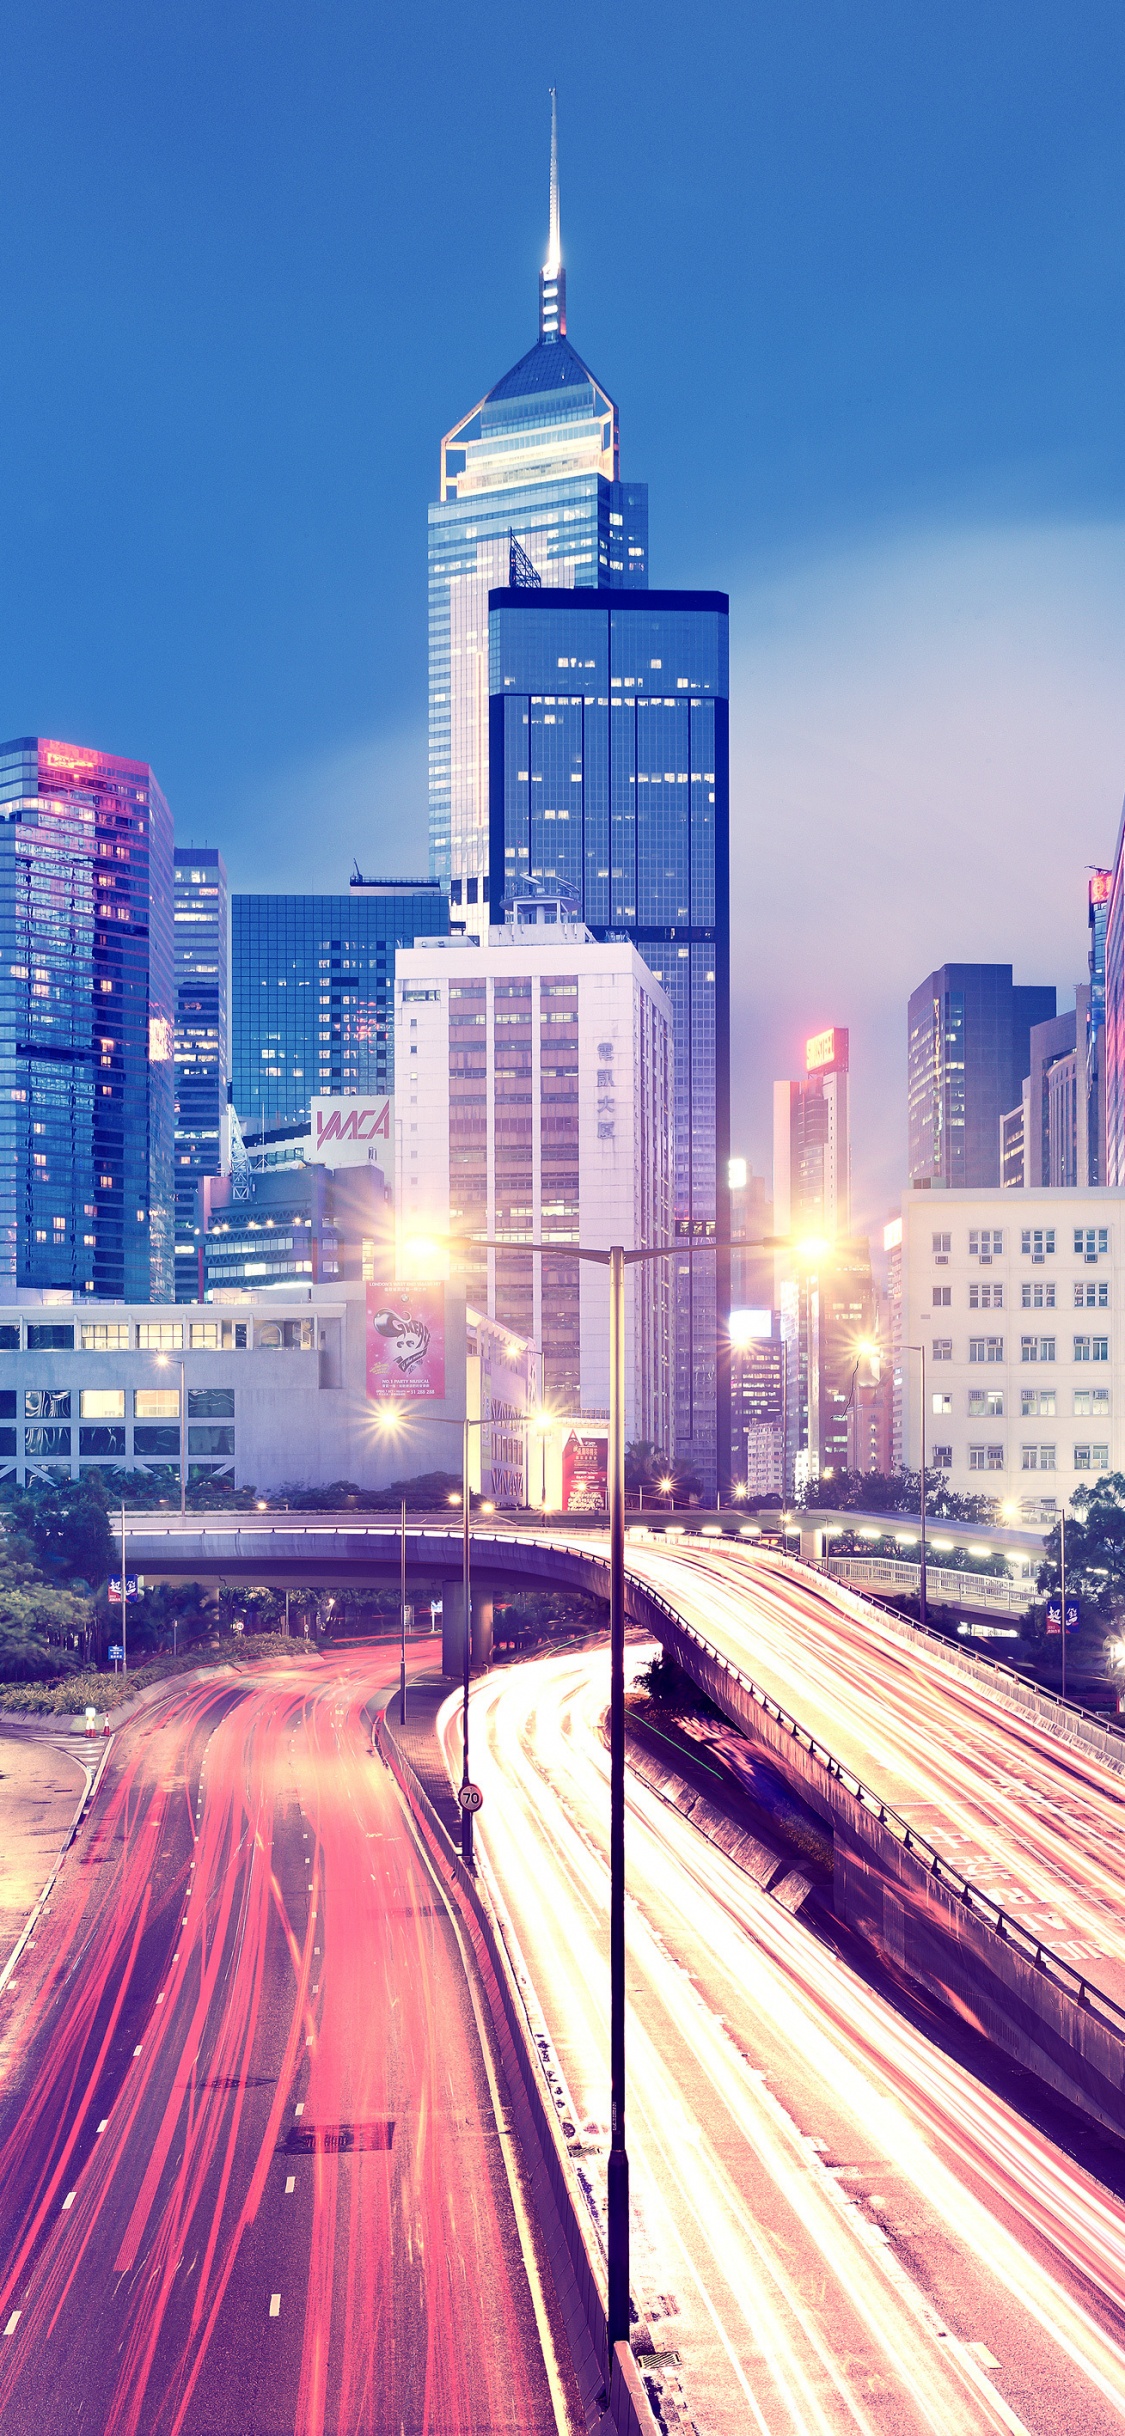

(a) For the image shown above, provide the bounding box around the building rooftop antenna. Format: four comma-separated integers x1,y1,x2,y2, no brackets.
539,88,566,340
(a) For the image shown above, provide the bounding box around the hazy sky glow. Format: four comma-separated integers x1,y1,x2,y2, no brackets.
3,1,1124,1207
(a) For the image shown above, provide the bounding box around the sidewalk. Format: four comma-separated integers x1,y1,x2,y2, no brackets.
0,1735,87,1964
381,1667,461,1847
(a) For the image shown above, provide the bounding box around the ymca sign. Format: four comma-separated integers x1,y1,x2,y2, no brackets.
308,1096,393,1167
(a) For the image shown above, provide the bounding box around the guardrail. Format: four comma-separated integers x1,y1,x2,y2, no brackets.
827,1554,1030,1614
628,1567,1125,2049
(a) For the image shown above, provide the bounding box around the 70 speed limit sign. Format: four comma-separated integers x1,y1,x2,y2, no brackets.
458,1781,484,1815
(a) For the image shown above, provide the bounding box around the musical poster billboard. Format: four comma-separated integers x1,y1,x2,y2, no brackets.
366,1283,445,1401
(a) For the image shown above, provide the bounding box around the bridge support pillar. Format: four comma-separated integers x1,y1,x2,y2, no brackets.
799,1525,825,1564
471,1591,494,1669
441,1584,494,1678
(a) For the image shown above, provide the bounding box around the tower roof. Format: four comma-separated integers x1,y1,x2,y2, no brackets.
485,334,601,405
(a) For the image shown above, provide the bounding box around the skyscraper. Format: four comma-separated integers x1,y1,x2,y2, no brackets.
908,965,1056,1189
773,1027,850,1239
174,846,229,1301
0,736,175,1302
396,899,674,1445
487,584,730,1489
231,875,447,1135
428,93,648,921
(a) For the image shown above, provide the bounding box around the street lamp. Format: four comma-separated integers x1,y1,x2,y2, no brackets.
375,1400,486,1857
901,1342,928,1630
402,1224,789,2354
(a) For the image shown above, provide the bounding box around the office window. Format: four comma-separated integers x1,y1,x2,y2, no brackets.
137,1323,183,1349
932,1392,952,1414
1021,1228,1055,1257
969,1337,1004,1362
932,1232,951,1255
968,1390,1004,1417
79,1389,125,1420
134,1424,180,1456
134,1388,179,1418
189,1324,222,1349
1020,1336,1055,1363
0,1327,19,1351
1021,1282,1055,1309
969,1284,1002,1309
1074,1389,1110,1415
969,1444,1005,1471
1021,1444,1057,1470
81,1324,131,1351
932,1444,953,1469
969,1229,1003,1258
26,1324,74,1351
1074,1336,1110,1362
24,1389,70,1419
1074,1281,1109,1308
189,1424,235,1456
24,1426,70,1458
1021,1390,1056,1418
932,1286,951,1307
932,1337,952,1361
1074,1227,1109,1259
1074,1443,1110,1472
188,1388,235,1418
80,1426,125,1456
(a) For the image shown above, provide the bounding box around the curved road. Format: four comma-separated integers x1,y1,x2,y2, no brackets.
462,1642,1125,2436
0,1651,564,2436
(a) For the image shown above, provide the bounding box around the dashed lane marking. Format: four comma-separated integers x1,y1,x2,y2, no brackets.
269,2294,281,2319
3,2313,20,2337
285,2177,296,2195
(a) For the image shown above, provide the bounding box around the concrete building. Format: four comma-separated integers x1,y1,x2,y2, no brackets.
174,847,229,1301
908,965,1055,1190
0,736,175,1304
0,1283,537,1503
898,1187,1125,1519
395,902,674,1450
198,1161,393,1297
1001,989,1097,1190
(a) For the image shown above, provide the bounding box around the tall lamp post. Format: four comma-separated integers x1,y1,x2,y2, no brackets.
374,1403,485,1848
405,1225,789,2353
902,1341,928,1630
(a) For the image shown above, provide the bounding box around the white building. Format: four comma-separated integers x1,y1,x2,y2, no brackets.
899,1188,1124,1519
396,901,674,1450
0,1285,537,1503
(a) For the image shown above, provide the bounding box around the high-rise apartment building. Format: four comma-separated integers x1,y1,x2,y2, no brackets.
908,965,1055,1189
486,584,729,1488
0,736,175,1302
231,875,447,1135
429,96,648,918
773,1027,850,1239
174,847,229,1301
395,901,674,1446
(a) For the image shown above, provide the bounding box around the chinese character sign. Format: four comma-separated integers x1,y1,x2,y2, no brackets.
560,1430,608,1513
366,1283,446,1401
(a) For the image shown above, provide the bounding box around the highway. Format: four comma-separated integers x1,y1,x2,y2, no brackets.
0,1651,564,2436
462,1642,1125,2435
615,1536,1125,2009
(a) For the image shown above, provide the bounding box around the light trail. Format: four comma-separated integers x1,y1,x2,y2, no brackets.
0,1653,560,2435
460,1644,1125,2435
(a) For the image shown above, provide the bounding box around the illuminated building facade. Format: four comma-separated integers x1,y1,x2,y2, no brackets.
0,736,175,1302
232,875,446,1135
174,847,229,1301
908,965,1055,1189
429,94,648,919
773,1026,850,1241
487,586,729,1489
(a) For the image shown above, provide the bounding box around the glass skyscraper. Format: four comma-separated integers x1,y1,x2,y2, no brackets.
908,965,1056,1189
232,876,447,1134
0,736,175,1302
428,96,648,916
487,587,730,1488
174,846,229,1301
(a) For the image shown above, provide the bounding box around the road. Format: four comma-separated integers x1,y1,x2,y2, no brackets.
462,1642,1125,2436
0,1651,563,2436
617,1535,1125,2008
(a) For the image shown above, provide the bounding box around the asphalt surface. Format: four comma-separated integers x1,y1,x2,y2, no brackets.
462,1643,1125,2436
0,1650,562,2436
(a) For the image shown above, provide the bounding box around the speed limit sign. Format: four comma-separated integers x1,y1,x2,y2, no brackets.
458,1781,484,1815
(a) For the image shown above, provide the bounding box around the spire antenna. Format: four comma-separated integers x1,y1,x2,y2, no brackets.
539,88,566,341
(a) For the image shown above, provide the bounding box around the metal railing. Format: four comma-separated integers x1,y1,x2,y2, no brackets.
828,1554,1030,1613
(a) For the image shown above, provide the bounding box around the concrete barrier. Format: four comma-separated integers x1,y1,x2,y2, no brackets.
375,1712,662,2436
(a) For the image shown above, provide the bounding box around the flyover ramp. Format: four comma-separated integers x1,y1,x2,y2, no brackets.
125,1514,1125,2138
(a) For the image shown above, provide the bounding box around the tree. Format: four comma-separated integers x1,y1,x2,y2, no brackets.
1037,1475,1125,1629
0,1582,89,1678
798,1469,997,1524
625,1442,672,1493
9,1478,115,1589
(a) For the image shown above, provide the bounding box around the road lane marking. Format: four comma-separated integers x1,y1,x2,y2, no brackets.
133,2045,143,2057
96,2120,108,2134
285,2176,296,2194
62,2192,76,2210
294,2102,304,2117
969,2342,1001,2367
269,2293,281,2318
3,2312,20,2336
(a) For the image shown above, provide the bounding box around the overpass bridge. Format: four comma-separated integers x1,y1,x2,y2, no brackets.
124,1511,1125,2142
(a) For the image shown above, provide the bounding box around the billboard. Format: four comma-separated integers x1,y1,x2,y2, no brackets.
366,1283,445,1401
805,1026,848,1074
309,1096,393,1167
538,1421,609,1514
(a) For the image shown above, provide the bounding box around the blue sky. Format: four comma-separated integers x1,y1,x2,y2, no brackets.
3,1,1125,1210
